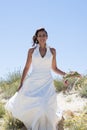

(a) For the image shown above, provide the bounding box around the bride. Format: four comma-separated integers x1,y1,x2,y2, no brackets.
5,28,66,130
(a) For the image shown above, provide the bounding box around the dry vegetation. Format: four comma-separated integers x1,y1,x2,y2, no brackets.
0,71,87,130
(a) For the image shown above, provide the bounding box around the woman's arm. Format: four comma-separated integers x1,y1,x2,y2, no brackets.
50,48,66,76
18,48,34,91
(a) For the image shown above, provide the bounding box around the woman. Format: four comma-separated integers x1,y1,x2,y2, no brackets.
5,28,66,130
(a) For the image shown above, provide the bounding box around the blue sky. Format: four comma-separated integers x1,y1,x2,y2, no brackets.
0,0,87,79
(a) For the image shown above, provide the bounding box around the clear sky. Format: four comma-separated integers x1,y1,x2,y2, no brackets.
0,0,87,79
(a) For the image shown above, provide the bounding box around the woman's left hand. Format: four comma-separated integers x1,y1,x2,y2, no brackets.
64,79,69,86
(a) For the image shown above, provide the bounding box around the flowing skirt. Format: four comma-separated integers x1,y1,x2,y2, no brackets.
5,75,59,130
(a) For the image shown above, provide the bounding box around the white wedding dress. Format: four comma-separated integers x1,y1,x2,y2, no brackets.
5,44,60,130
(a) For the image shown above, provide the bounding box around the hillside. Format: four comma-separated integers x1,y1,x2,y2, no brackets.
0,71,87,130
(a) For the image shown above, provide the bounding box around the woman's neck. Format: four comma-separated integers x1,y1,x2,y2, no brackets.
39,43,46,49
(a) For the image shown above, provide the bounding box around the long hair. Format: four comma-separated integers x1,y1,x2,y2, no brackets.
32,28,48,46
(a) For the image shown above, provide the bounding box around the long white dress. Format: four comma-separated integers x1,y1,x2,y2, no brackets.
5,44,59,130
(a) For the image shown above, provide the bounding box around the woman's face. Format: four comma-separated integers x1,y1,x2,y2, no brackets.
37,31,48,45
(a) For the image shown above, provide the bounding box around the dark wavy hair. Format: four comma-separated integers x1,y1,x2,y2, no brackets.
32,28,48,46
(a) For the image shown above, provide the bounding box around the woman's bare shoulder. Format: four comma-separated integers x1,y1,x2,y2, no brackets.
28,46,37,55
50,47,56,55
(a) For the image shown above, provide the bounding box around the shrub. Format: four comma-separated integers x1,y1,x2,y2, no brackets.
79,83,87,97
0,70,21,99
0,102,5,118
74,76,87,97
54,79,64,92
64,113,87,130
3,111,24,130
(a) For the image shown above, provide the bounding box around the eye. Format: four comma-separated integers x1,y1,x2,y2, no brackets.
37,34,47,37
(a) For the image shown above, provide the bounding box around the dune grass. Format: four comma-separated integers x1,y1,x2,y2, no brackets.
0,102,5,118
0,70,21,99
64,113,87,130
3,111,24,130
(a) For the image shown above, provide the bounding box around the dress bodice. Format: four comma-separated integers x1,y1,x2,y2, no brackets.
32,44,53,73
28,44,53,80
